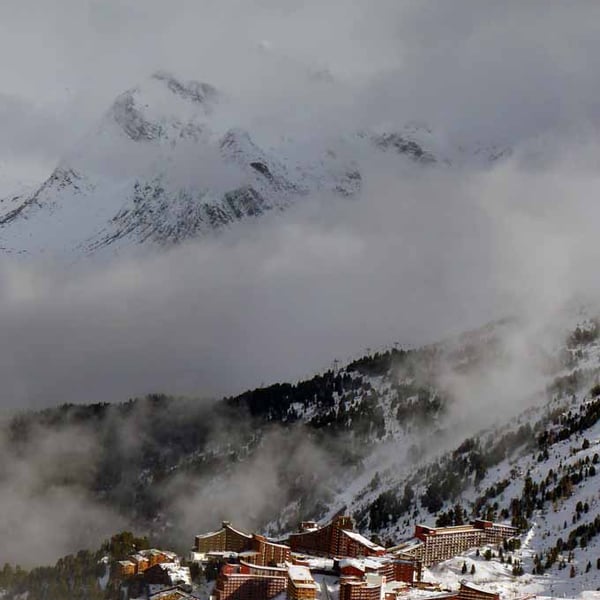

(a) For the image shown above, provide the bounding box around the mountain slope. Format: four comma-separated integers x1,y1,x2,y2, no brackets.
5,314,600,600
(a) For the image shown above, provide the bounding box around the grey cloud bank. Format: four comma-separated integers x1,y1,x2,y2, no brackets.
1,146,599,409
2,2,600,166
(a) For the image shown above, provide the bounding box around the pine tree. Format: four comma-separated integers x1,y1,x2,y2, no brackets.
461,562,467,575
470,564,476,575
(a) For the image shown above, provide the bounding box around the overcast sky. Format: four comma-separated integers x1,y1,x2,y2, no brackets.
2,2,600,166
2,2,600,408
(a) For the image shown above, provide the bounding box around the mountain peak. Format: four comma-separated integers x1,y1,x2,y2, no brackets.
109,90,162,142
106,71,219,143
151,70,218,106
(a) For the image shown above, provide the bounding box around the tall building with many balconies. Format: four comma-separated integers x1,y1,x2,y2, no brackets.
286,565,318,600
288,516,385,558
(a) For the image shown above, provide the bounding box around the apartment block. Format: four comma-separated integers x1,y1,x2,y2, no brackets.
289,516,385,558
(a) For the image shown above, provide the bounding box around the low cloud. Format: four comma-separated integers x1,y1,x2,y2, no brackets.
0,421,127,566
2,143,600,409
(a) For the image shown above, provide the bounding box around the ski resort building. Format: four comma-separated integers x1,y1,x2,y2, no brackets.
288,516,385,558
250,534,291,567
417,582,499,600
148,587,195,600
457,581,500,600
213,563,287,600
339,574,387,600
196,522,253,554
194,522,291,566
286,565,319,600
116,560,137,578
400,520,518,567
142,563,192,589
338,557,420,584
115,549,179,578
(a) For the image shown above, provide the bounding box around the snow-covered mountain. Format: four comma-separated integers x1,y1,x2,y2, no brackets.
0,72,366,256
0,72,358,256
0,72,508,257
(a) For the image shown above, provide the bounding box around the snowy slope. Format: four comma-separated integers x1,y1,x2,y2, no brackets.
316,318,600,598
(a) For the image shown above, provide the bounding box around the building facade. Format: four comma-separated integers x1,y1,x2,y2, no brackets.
149,587,195,600
411,521,518,567
457,582,500,600
194,523,291,566
196,522,253,554
213,564,287,600
115,549,179,579
339,574,385,600
286,565,318,600
338,558,419,585
289,516,385,558
249,535,291,566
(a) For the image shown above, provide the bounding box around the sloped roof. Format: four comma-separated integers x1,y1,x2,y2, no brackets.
342,529,385,552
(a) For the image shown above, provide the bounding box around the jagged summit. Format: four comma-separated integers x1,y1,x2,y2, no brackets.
151,71,218,106
106,72,218,143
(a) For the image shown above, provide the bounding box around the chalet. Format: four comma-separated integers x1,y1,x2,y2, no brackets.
116,560,137,578
115,549,180,579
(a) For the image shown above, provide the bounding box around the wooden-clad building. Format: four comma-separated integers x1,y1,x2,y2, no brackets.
338,557,419,585
408,521,518,567
196,522,253,554
289,516,384,558
115,549,180,579
250,535,291,566
194,522,290,566
213,563,287,600
286,565,318,600
457,581,500,600
339,574,385,600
